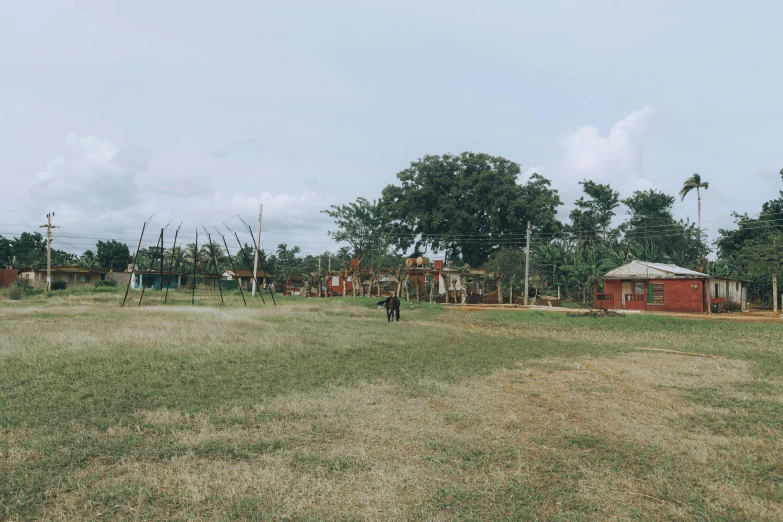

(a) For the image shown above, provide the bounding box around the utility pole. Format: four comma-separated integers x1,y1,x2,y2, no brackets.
524,220,531,306
252,204,263,297
773,272,778,318
39,213,58,291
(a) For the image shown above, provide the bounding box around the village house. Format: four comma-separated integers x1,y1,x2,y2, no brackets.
594,260,746,313
222,269,274,291
129,270,188,290
19,266,107,290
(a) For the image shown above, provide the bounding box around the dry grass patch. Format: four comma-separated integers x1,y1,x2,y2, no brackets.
30,352,781,521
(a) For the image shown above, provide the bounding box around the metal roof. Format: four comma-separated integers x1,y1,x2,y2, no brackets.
603,260,709,280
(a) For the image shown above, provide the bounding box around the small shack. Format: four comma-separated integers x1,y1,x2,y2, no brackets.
222,270,274,291
130,270,188,290
595,261,746,313
19,266,106,290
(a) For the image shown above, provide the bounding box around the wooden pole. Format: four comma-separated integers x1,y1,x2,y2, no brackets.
164,223,182,304
139,229,163,306
524,221,531,306
219,229,246,306
192,229,198,305
237,218,276,305
229,229,266,305
122,220,147,307
203,227,224,306
251,204,262,297
773,272,778,318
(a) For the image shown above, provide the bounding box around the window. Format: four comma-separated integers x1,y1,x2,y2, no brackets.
652,283,664,304
80,275,91,283
634,281,644,294
736,282,740,291
331,276,339,286
714,283,719,298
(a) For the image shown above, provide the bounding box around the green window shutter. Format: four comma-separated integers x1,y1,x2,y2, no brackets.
647,283,653,304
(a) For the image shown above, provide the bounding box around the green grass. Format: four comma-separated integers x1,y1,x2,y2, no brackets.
1,292,782,520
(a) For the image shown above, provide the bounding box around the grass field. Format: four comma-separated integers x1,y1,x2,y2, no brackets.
1,288,782,520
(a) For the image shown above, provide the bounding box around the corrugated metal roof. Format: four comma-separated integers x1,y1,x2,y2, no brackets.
634,261,708,277
603,260,709,279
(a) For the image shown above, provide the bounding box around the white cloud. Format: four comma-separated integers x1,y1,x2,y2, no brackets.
559,105,655,193
525,106,660,222
29,133,142,211
18,133,338,255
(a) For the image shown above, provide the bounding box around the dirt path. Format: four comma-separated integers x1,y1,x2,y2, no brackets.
445,304,782,323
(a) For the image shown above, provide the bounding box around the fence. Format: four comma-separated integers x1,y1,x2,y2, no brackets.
0,269,19,289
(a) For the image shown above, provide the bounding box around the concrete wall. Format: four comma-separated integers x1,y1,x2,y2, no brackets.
708,278,745,311
22,270,103,289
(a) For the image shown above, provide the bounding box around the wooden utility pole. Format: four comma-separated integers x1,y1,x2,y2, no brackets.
39,213,58,291
524,221,531,306
773,273,778,318
252,204,263,297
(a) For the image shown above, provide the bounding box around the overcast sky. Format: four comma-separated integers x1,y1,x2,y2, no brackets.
1,1,781,256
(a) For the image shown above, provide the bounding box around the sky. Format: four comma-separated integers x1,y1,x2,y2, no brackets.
1,0,782,258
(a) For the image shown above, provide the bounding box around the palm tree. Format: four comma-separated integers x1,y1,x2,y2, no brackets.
679,173,709,247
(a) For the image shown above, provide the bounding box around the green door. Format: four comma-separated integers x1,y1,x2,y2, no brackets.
647,283,653,304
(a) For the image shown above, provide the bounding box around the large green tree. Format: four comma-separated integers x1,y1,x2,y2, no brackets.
96,240,131,272
619,189,702,267
569,180,620,241
379,152,562,266
716,174,783,303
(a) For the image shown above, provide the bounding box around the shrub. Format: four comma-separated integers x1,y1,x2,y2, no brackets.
51,280,68,291
7,286,22,300
14,278,29,291
94,280,117,288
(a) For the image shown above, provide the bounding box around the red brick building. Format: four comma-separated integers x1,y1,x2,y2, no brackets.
594,261,744,313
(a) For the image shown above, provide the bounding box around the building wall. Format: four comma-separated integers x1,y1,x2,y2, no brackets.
708,278,745,311
24,270,103,289
0,269,19,288
596,279,705,313
325,275,354,296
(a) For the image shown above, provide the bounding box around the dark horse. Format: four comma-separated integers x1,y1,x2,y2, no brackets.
377,296,400,322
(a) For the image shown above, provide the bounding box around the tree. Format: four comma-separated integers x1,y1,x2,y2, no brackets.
337,246,353,262
679,173,710,251
380,153,561,266
484,247,527,302
620,189,702,267
569,180,620,241
275,243,301,285
78,250,100,269
0,236,13,268
96,240,131,272
11,232,47,267
322,198,391,265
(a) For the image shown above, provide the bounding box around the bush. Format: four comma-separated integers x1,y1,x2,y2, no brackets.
94,280,117,288
7,286,22,300
51,281,68,291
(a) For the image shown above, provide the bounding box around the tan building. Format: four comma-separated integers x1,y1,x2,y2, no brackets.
19,266,106,290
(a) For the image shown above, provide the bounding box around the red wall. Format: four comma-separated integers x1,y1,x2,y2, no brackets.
0,269,19,289
595,279,705,313
326,275,354,295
